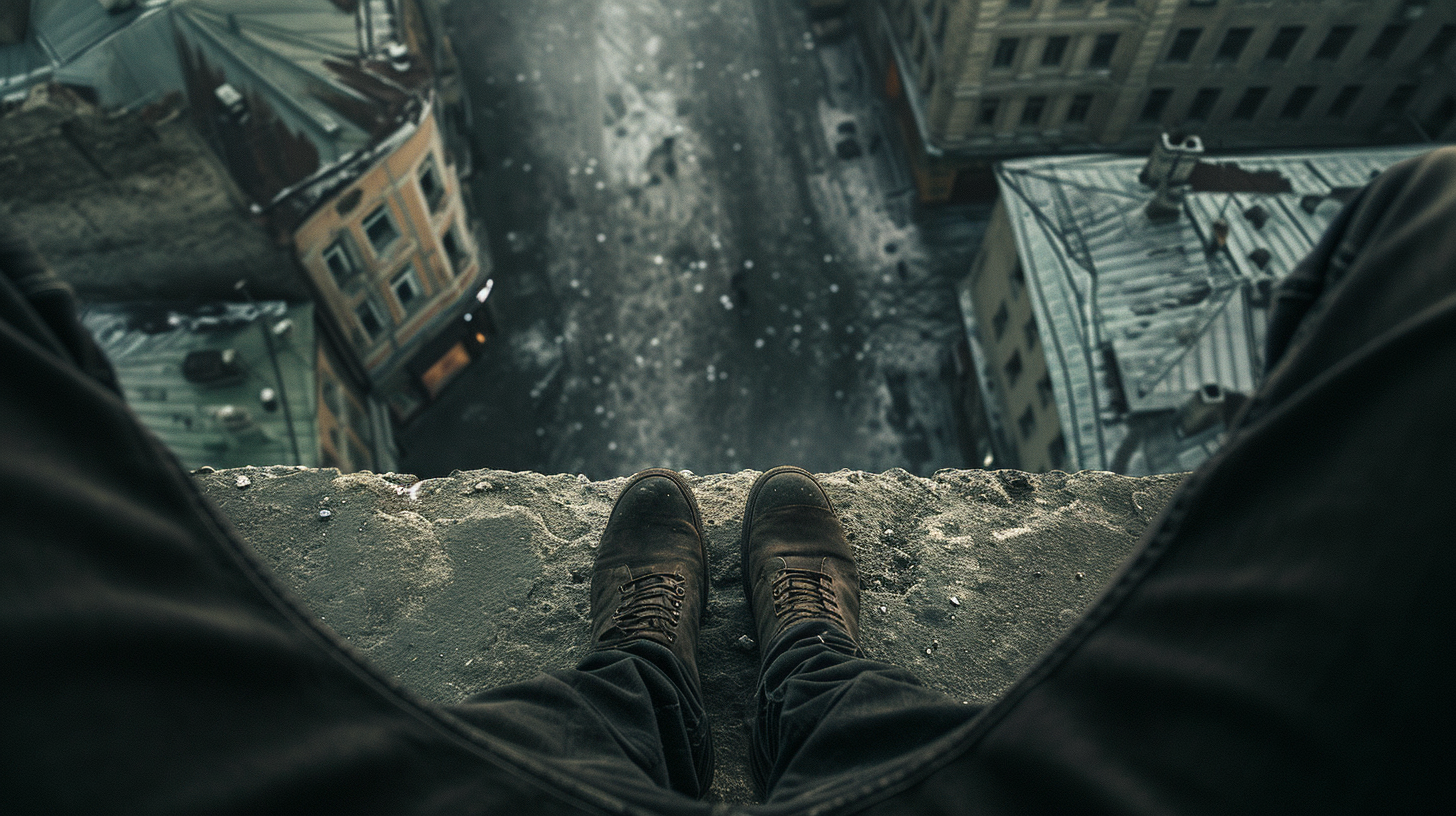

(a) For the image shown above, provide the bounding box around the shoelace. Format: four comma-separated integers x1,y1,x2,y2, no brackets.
612,571,687,643
770,567,845,629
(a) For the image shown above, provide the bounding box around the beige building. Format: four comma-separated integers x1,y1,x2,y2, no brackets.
866,0,1456,200
960,141,1430,474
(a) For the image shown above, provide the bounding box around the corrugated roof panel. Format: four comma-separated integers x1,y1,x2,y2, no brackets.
996,144,1436,475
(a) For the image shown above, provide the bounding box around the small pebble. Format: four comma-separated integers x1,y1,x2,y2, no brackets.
318,509,333,521
1075,571,1086,581
878,605,888,614
234,475,251,489
735,634,757,652
949,596,961,607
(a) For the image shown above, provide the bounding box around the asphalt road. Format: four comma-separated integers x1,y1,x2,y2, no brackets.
401,0,977,479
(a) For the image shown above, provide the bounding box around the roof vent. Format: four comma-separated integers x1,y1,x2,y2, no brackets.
214,405,254,432
182,349,243,385
1140,132,1203,188
1247,247,1272,270
214,83,248,123
385,42,411,72
1177,384,1226,438
1299,194,1325,215
1242,205,1268,229
1205,217,1230,255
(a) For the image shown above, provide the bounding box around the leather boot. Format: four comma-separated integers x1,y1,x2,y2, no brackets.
590,468,709,687
741,466,860,653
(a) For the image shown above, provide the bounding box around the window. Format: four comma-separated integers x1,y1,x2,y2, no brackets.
1048,434,1067,470
1265,26,1304,62
1187,87,1220,120
441,224,469,274
993,37,1019,68
1280,85,1317,119
322,236,361,285
418,155,445,212
1108,0,1135,6
1023,318,1039,349
1066,93,1093,123
1041,35,1069,67
1007,0,1031,8
1231,86,1268,120
1423,25,1456,60
1006,351,1024,386
1167,28,1201,62
1140,88,1172,122
1424,95,1456,137
1188,0,1217,6
356,300,384,339
1021,96,1047,126
978,98,1001,127
1314,25,1355,60
1089,33,1119,68
992,303,1010,339
1327,84,1361,118
391,265,424,311
1037,374,1054,408
1215,27,1253,63
362,205,400,256
1017,405,1035,438
1383,84,1417,113
1366,25,1408,61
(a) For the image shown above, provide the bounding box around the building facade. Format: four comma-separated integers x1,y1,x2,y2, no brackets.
959,141,1430,474
866,0,1456,200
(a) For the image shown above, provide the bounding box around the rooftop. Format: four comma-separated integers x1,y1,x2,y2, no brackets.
84,300,319,470
995,143,1433,474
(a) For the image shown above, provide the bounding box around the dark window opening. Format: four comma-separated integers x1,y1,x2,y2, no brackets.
1327,84,1361,117
362,205,399,256
442,226,469,275
1280,85,1317,119
1215,27,1253,63
993,37,1019,68
1037,375,1054,409
418,156,444,212
1187,87,1220,120
322,237,361,285
1231,86,1269,120
1021,96,1047,126
392,266,423,311
1023,318,1039,349
1141,88,1172,122
1067,93,1093,123
1383,84,1417,113
1265,26,1304,62
1089,33,1119,68
1018,405,1036,439
979,98,1001,127
1423,25,1456,60
992,303,1010,339
356,301,384,339
1042,35,1069,67
1005,350,1024,386
1314,25,1355,60
1423,95,1456,137
1366,25,1408,61
1167,28,1201,62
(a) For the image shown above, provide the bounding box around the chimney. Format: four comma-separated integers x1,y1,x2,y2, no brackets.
1205,217,1229,255
1142,133,1202,222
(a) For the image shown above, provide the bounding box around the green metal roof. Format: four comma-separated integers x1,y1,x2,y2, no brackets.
84,301,320,470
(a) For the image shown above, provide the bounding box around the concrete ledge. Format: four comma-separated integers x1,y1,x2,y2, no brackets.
198,466,1184,804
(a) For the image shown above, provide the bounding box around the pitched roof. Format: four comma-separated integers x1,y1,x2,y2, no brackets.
995,144,1433,475
83,301,320,470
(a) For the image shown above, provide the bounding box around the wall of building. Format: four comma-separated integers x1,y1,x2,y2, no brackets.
967,198,1066,471
874,0,1455,201
292,105,488,417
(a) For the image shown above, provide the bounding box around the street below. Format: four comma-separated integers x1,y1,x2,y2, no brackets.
402,0,983,479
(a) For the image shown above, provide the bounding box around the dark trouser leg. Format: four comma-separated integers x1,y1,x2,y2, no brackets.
836,148,1456,814
752,621,979,805
0,222,704,815
453,639,712,800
